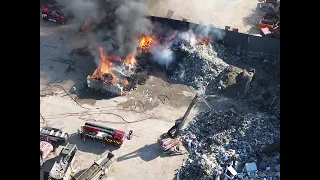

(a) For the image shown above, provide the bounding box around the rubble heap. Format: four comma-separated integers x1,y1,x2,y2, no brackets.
179,110,280,180
170,37,280,117
171,41,229,91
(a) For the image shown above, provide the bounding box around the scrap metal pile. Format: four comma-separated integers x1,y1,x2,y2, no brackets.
169,32,280,117
166,34,280,179
170,31,229,90
179,110,280,180
82,23,280,179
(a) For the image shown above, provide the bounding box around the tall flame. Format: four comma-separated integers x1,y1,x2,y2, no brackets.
99,46,112,74
92,46,116,83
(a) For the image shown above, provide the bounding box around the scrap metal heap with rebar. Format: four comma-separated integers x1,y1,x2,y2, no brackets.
74,151,115,180
49,143,78,180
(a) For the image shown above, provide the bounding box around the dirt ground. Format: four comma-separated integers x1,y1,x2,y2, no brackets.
40,1,260,179
145,0,274,34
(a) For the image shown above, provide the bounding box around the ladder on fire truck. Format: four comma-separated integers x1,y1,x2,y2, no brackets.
40,127,67,138
40,127,69,144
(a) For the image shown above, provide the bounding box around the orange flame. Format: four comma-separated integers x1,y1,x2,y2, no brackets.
197,37,212,46
139,36,157,52
124,53,136,66
92,46,116,83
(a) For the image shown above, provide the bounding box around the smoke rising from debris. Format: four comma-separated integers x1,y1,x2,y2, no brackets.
150,44,174,68
57,0,99,22
191,25,226,41
58,0,152,64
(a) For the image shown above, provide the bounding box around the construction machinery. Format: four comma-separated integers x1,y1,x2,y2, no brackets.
48,143,78,180
259,11,280,39
40,127,69,145
78,122,130,148
41,141,54,168
41,4,74,24
73,151,115,180
158,93,212,154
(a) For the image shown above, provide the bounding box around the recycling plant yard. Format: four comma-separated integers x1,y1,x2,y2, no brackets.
40,0,280,180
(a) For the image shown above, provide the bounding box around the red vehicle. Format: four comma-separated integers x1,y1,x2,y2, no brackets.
41,5,73,24
78,122,129,147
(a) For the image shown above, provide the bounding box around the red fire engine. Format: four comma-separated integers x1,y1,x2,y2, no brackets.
78,122,128,147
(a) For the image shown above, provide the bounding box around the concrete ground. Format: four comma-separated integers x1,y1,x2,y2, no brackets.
40,0,262,178
40,18,193,180
145,0,275,34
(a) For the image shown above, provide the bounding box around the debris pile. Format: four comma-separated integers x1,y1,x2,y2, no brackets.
179,110,280,180
170,35,280,117
170,33,229,90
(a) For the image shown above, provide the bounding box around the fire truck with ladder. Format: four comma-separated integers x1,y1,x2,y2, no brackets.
77,122,131,148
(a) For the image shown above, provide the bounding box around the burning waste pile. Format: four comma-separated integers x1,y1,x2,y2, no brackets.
179,110,280,180
86,29,228,96
57,0,156,96
60,0,258,97
87,46,137,96
86,35,163,96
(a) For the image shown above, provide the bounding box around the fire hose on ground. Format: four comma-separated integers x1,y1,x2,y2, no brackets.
40,84,170,124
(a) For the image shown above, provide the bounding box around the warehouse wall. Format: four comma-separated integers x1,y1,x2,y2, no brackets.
148,16,280,55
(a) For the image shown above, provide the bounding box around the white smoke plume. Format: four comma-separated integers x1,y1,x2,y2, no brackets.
178,30,197,46
149,44,174,68
190,24,226,41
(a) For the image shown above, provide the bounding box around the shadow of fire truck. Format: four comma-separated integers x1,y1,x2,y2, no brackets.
67,133,119,155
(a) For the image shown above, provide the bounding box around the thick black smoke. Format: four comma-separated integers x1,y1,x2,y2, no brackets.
58,0,153,62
